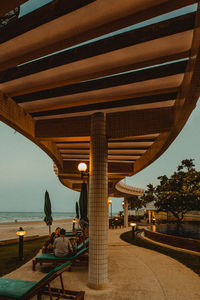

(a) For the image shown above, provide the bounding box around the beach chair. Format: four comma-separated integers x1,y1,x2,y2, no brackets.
65,231,76,237
32,246,88,271
75,238,89,250
0,261,85,299
65,229,82,236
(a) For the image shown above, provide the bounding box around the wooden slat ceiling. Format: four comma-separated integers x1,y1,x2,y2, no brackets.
0,0,200,195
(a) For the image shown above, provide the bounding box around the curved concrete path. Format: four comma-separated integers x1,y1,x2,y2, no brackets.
5,228,200,300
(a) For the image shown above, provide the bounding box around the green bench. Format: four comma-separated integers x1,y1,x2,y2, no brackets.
0,261,85,299
65,230,82,236
32,246,88,271
75,238,89,250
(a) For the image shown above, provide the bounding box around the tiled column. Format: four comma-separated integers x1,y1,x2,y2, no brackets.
88,112,108,289
124,197,129,228
107,197,110,228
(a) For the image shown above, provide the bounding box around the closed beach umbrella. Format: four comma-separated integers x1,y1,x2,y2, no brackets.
75,201,79,219
44,190,53,235
79,182,88,228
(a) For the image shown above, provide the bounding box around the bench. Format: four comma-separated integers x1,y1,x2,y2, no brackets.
0,261,84,299
32,247,88,271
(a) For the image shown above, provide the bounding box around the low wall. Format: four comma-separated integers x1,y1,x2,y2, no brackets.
0,235,48,246
144,227,200,252
155,211,200,222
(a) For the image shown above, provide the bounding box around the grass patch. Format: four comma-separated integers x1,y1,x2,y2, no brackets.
120,230,200,276
0,237,47,276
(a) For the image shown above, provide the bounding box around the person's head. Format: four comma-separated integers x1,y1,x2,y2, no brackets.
49,232,55,243
55,227,61,235
60,228,66,236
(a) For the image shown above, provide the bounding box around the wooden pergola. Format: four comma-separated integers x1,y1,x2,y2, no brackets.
0,0,200,289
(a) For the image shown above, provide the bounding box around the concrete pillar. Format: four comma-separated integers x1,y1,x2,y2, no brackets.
148,210,151,224
107,197,109,217
107,197,110,229
88,112,108,289
152,211,156,224
124,198,129,228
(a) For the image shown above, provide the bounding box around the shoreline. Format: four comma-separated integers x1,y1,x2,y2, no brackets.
0,219,74,241
0,218,73,226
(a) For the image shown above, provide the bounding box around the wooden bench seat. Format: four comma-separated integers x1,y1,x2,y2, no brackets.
0,261,85,299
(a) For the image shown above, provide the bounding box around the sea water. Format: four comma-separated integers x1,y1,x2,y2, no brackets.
0,211,75,223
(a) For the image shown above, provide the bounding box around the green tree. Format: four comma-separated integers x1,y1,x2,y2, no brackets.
128,196,143,210
143,159,200,224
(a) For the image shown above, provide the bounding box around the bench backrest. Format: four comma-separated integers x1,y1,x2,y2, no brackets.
25,261,71,299
75,237,89,251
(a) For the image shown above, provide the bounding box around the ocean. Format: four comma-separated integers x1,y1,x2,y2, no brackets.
0,212,75,223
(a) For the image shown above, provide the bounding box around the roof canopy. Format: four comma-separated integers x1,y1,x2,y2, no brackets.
0,0,199,195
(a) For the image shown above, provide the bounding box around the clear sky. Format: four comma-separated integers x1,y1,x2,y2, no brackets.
0,100,199,213
125,100,200,188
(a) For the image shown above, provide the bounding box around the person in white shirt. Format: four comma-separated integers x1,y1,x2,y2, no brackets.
53,228,73,257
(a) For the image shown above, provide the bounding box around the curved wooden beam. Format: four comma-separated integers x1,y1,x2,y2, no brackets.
0,0,27,16
30,92,176,118
0,91,63,170
13,60,185,103
0,13,193,84
35,107,174,140
0,0,95,43
134,3,200,175
0,33,190,98
0,0,196,72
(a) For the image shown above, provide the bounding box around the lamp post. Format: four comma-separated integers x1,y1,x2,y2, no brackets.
109,200,112,218
72,218,76,232
130,223,136,240
122,200,125,226
78,162,88,180
152,225,156,232
16,227,26,260
78,162,89,230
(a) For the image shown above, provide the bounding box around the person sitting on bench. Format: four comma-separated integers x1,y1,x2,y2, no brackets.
42,227,61,253
53,228,73,257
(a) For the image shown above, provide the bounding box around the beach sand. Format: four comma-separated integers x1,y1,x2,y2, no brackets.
0,219,73,241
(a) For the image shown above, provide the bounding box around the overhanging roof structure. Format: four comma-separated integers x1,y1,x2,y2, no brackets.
0,0,200,196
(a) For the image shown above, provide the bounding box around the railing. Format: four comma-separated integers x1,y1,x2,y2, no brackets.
115,181,144,196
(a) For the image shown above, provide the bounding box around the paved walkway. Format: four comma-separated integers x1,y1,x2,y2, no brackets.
5,228,200,300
